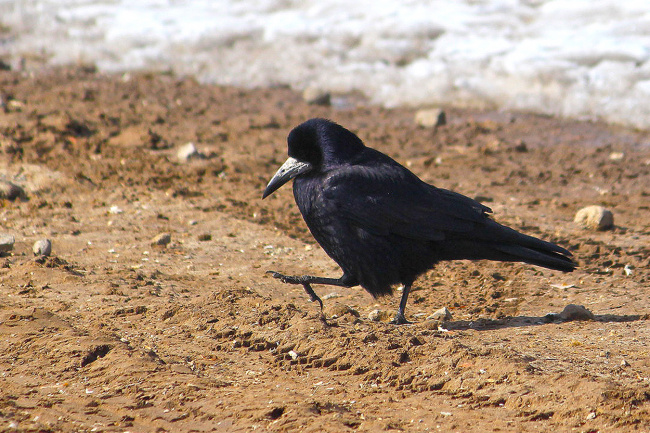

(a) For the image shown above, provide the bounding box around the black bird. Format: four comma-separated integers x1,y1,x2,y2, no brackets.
262,118,575,324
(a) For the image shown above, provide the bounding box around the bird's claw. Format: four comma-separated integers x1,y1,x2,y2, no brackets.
389,312,412,325
266,270,297,284
302,282,324,311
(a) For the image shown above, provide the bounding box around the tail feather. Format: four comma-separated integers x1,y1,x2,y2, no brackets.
482,220,572,256
476,219,576,271
491,244,576,272
438,219,577,272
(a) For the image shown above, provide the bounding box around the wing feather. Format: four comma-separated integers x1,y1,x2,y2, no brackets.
323,163,491,241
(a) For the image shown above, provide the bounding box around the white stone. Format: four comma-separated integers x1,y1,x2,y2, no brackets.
368,309,392,322
609,151,624,161
177,142,204,162
427,306,453,321
0,234,15,253
574,205,614,230
33,239,52,256
151,232,172,246
302,87,331,106
414,108,446,128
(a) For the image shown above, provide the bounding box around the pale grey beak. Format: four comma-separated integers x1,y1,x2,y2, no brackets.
262,157,313,199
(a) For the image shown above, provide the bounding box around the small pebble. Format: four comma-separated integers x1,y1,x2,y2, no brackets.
558,304,595,321
574,205,614,230
415,108,446,128
329,303,359,318
513,141,528,152
620,359,630,367
151,232,171,247
624,264,633,276
368,309,392,322
6,100,23,111
0,233,15,253
586,412,597,420
302,87,331,106
427,306,453,321
0,180,26,200
32,239,52,256
609,151,624,161
177,142,205,162
550,283,575,290
423,319,442,330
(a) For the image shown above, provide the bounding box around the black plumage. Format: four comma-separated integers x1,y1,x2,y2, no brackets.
262,118,576,324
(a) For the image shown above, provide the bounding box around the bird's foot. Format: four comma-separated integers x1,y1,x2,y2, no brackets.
389,312,412,325
266,271,324,311
266,270,301,284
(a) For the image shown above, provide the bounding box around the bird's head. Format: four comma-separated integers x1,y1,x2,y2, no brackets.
262,118,365,198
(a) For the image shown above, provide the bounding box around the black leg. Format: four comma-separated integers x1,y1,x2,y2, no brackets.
266,271,355,288
266,271,355,313
390,284,413,325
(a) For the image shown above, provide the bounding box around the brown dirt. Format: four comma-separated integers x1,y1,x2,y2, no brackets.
0,67,649,432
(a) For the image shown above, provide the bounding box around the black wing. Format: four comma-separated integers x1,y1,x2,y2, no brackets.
322,162,492,241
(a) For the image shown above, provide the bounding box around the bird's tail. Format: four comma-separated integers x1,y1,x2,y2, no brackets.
440,220,576,272
489,243,576,272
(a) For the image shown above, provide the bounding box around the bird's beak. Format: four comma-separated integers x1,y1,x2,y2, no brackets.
262,157,313,198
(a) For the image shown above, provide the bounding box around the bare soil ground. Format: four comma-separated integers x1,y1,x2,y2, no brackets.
0,67,649,432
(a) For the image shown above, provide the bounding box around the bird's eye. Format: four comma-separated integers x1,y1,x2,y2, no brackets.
290,141,321,166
